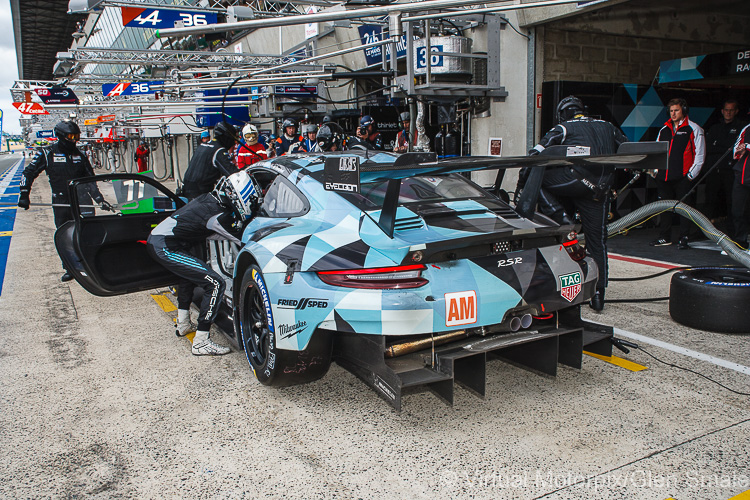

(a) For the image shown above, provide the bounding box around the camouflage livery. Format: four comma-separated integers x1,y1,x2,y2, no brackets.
234,151,598,352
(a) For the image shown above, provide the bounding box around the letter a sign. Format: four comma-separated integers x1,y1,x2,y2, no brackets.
445,290,477,327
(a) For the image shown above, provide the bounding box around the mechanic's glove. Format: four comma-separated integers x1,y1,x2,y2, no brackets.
18,189,30,210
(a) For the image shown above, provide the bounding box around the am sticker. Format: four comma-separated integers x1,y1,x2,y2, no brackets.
559,272,582,302
445,290,477,327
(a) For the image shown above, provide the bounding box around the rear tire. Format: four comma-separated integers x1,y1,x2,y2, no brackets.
238,265,332,386
669,268,750,333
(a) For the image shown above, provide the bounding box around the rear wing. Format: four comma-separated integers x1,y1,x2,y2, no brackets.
323,142,667,237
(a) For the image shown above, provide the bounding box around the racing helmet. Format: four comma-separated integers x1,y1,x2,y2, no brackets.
242,123,259,145
321,115,332,124
359,115,375,128
316,122,344,151
213,170,261,220
556,96,585,123
303,123,318,135
54,120,81,146
399,111,411,122
281,118,297,135
213,121,238,150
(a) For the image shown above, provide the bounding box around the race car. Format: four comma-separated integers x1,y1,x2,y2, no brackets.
55,146,665,410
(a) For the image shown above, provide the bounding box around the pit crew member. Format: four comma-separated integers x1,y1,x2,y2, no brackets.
237,124,268,169
732,122,750,248
652,98,705,249
523,96,628,311
275,119,304,156
18,120,111,282
181,122,239,200
147,171,260,355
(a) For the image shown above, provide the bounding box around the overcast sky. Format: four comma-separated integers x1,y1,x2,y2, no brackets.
1,3,22,135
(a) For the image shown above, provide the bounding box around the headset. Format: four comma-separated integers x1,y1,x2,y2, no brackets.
667,98,689,116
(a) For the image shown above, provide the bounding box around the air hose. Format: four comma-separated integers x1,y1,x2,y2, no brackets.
606,200,750,270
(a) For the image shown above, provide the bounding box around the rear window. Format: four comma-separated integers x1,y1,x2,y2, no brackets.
341,174,487,210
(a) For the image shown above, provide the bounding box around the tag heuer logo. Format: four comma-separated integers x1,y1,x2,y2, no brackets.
560,272,582,302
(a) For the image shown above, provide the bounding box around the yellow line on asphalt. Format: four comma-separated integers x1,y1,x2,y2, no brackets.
0,231,11,237
584,351,648,372
0,207,18,211
150,293,195,344
729,490,750,499
151,293,177,312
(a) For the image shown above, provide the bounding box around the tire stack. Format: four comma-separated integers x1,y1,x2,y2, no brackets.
669,268,750,333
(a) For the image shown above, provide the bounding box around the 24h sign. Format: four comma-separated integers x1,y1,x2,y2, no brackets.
559,272,582,302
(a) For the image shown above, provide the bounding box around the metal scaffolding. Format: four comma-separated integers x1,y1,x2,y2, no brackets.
67,47,299,68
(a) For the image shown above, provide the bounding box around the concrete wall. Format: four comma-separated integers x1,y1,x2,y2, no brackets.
469,12,532,190
539,3,750,84
542,28,744,84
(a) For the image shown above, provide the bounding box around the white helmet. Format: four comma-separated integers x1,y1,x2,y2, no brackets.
242,123,259,145
214,171,261,220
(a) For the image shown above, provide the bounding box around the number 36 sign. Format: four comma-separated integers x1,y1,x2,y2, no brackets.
121,7,217,29
101,81,164,97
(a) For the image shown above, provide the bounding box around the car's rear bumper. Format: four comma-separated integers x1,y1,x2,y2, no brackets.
263,246,597,351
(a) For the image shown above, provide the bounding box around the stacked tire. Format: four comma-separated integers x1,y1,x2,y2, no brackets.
669,268,750,333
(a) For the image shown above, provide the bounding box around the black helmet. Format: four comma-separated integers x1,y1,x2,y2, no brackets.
317,123,344,151
556,96,585,123
213,121,238,150
54,120,81,146
360,115,375,127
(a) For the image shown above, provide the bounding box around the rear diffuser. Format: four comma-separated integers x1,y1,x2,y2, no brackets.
333,305,613,411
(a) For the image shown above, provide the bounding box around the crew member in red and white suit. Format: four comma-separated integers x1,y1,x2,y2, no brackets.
237,124,268,169
651,98,705,249
731,122,750,247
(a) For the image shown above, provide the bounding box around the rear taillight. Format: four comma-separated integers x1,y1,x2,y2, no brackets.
562,231,586,261
317,264,428,289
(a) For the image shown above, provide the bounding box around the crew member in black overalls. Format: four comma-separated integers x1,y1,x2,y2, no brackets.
18,120,110,282
148,171,260,355
181,121,239,200
522,96,628,311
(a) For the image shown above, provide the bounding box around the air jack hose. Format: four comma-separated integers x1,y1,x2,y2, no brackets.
606,200,750,270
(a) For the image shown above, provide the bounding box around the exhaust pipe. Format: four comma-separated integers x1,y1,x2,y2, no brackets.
520,314,533,329
509,316,522,332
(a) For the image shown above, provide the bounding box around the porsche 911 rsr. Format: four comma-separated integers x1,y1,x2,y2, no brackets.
56,146,665,409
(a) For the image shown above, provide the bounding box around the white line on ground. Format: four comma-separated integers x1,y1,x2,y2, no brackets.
613,327,750,376
0,159,23,192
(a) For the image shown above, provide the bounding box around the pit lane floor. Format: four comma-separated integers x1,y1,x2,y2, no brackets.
1,153,748,499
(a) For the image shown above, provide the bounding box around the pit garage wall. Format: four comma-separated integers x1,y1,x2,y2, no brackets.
541,28,745,85
533,4,750,135
469,11,532,191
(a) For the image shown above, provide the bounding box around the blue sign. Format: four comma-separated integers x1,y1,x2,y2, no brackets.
416,45,444,69
357,25,410,67
195,88,250,128
101,81,164,97
122,7,217,30
36,130,54,139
